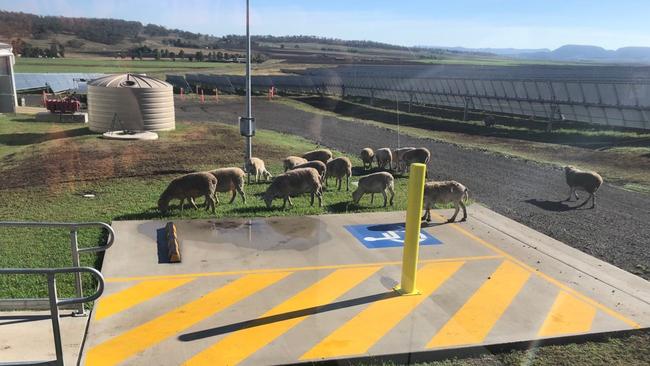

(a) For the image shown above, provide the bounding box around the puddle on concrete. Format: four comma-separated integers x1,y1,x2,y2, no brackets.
171,217,331,251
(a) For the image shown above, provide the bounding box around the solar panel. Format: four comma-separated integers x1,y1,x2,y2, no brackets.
15,73,105,93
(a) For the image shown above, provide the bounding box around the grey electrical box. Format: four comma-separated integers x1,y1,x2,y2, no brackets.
239,116,255,137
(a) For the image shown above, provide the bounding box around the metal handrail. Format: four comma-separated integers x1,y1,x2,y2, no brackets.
0,267,104,366
0,221,114,315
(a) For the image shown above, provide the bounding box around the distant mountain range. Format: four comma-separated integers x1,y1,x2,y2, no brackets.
443,45,650,64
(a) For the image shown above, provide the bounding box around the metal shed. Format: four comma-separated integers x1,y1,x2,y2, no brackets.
87,74,175,132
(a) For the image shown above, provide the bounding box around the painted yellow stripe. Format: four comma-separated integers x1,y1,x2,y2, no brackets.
183,266,381,366
85,272,291,366
428,211,641,329
428,260,530,348
94,278,194,321
538,291,597,336
105,255,502,283
301,261,465,360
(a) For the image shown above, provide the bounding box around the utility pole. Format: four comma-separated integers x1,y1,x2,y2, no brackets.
240,0,254,165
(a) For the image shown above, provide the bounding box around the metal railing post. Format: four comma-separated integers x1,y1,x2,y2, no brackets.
69,227,85,316
47,272,65,366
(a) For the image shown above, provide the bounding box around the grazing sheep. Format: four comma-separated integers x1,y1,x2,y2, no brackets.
401,147,431,174
325,157,352,191
375,148,392,170
158,172,217,214
360,148,374,170
209,167,246,204
283,156,308,172
291,160,327,182
352,172,395,207
392,147,415,171
302,149,333,164
564,165,603,208
263,167,323,209
421,180,469,223
483,115,496,127
244,157,272,183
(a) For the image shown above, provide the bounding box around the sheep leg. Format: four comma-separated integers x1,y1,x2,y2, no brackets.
337,177,342,191
179,198,185,215
310,191,315,206
448,204,460,223
189,197,199,209
382,191,388,207
207,195,216,214
388,185,395,206
590,193,596,209
228,190,237,204
317,188,323,207
460,201,467,221
237,185,246,204
346,175,350,191
573,188,580,200
282,197,288,209
287,196,294,207
370,193,374,204
565,187,573,201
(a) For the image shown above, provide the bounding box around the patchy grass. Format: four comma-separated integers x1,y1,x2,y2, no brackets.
0,116,423,300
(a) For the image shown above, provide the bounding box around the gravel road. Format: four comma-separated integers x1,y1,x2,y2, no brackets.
177,98,650,280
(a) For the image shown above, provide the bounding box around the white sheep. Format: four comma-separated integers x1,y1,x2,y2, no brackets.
421,180,469,223
401,147,431,174
158,172,217,214
244,157,272,183
392,147,415,171
375,148,392,170
360,148,374,170
291,160,327,182
209,167,246,204
302,149,333,164
564,165,603,208
283,156,308,172
352,171,395,207
325,157,352,191
263,167,323,209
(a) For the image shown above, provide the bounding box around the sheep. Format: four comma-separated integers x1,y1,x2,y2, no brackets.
360,148,374,170
158,172,217,214
563,165,603,208
302,149,333,164
483,115,496,127
392,147,415,171
244,157,272,183
209,167,246,204
401,147,431,174
283,156,308,172
421,180,469,223
325,156,352,191
352,172,395,207
291,160,327,182
262,167,323,209
375,148,392,170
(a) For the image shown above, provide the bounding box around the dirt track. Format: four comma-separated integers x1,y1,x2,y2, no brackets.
177,97,650,280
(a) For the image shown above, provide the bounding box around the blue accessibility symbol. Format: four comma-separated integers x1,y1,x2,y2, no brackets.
345,223,442,249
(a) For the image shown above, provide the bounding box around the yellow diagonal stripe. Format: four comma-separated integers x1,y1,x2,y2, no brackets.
95,278,195,321
183,266,381,366
538,291,597,337
301,261,465,360
85,272,291,366
428,260,530,348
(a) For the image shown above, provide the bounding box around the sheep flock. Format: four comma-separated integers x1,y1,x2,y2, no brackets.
158,145,602,221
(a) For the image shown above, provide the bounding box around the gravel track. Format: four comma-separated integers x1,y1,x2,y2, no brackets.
177,98,650,280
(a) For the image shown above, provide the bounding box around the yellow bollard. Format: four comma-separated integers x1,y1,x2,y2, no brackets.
395,163,427,295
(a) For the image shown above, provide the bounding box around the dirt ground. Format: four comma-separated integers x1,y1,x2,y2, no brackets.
176,97,650,280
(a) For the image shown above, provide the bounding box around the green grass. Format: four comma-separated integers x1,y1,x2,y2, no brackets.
14,57,244,77
0,118,424,300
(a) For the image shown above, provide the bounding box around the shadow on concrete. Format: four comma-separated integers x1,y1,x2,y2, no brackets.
178,291,399,342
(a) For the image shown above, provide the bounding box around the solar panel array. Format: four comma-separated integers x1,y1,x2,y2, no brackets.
15,73,105,93
182,65,650,129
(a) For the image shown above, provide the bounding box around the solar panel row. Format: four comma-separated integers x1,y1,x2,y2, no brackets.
14,73,106,93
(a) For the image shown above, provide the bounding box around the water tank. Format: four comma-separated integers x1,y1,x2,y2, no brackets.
87,74,175,132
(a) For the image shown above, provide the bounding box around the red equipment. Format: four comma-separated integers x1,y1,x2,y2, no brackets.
45,97,81,114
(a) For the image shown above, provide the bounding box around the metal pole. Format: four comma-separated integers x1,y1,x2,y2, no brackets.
47,273,64,366
396,163,427,295
244,0,252,163
69,228,85,316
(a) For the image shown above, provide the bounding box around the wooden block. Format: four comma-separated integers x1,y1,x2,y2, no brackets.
166,222,181,263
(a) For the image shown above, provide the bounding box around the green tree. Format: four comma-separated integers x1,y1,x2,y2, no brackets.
178,49,185,60
154,49,161,60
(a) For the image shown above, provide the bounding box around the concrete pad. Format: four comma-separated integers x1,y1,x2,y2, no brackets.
0,310,88,365
81,205,650,366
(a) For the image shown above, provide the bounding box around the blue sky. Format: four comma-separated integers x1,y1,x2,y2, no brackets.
2,0,649,49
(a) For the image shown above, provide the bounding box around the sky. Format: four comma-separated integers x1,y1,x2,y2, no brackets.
2,0,650,50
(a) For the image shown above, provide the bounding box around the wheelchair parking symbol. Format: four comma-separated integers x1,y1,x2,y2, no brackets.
345,223,442,248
